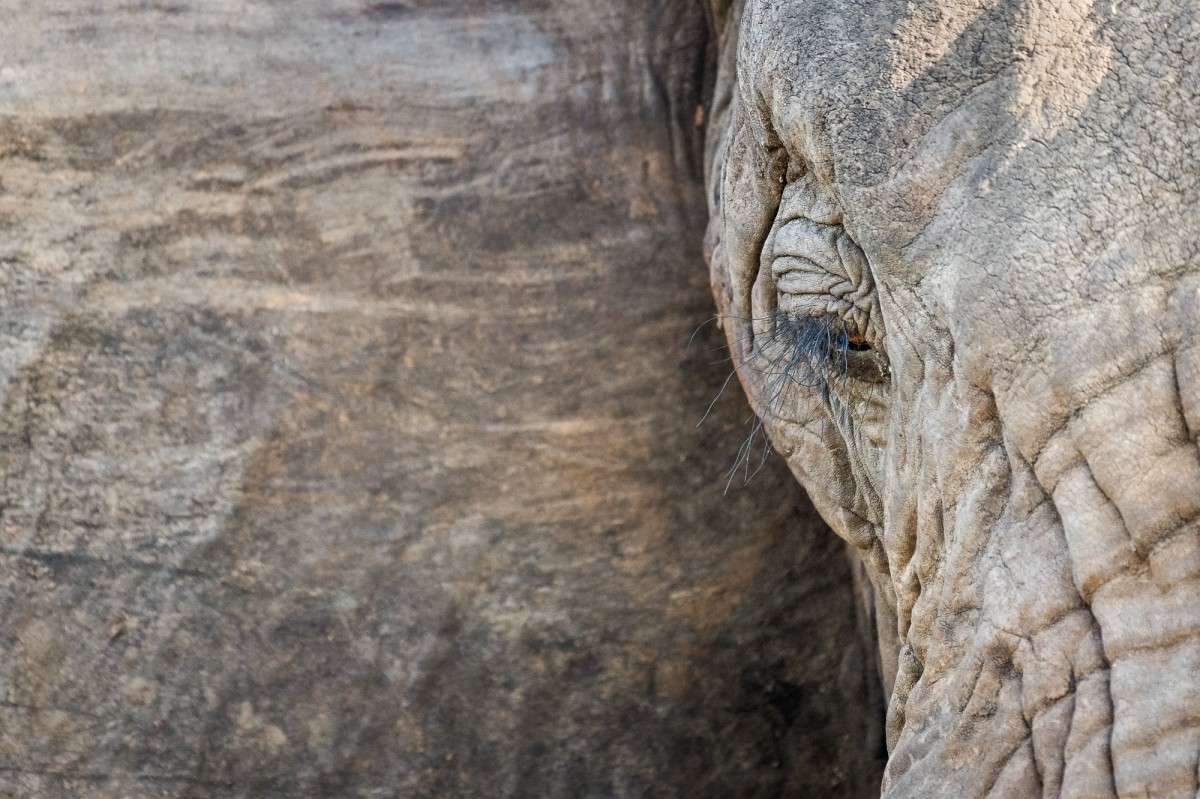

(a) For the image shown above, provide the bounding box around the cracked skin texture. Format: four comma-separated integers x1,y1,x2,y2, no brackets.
707,0,1200,796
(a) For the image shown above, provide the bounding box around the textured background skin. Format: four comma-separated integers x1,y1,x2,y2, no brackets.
0,2,884,798
707,0,1200,796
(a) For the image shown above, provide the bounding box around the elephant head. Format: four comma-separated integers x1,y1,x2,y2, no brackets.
705,0,1200,796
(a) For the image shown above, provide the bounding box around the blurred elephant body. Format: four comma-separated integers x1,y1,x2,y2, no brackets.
707,0,1200,796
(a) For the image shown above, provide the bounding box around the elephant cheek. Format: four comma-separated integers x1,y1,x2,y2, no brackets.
877,397,1109,798
991,283,1200,797
879,331,1200,797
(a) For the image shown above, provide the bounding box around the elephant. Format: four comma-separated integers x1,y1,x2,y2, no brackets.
704,0,1200,796
3,0,1190,796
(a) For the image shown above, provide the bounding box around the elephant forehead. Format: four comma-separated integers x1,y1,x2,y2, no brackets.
743,0,1117,252
743,1,1019,174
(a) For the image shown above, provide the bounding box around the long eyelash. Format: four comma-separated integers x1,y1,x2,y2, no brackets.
761,313,850,390
691,311,850,491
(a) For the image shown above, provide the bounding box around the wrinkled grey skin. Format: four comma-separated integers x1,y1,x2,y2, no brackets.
707,1,1200,796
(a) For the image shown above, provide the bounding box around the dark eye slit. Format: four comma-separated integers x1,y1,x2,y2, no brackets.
846,337,872,352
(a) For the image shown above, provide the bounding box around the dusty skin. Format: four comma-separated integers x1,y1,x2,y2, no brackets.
707,0,1200,797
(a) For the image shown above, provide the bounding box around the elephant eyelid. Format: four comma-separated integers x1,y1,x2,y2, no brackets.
764,313,849,386
777,214,839,228
762,312,889,392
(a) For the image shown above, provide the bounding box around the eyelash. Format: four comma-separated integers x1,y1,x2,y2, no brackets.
760,311,890,392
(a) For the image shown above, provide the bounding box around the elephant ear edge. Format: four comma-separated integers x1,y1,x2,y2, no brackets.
702,0,743,267
702,0,756,366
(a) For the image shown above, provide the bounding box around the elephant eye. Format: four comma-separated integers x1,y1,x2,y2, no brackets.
762,172,889,389
832,324,890,385
765,314,889,389
845,331,871,352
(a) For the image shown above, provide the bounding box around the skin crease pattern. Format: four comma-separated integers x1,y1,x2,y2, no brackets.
705,0,1200,796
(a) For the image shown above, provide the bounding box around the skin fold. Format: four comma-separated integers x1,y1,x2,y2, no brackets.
705,0,1200,796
